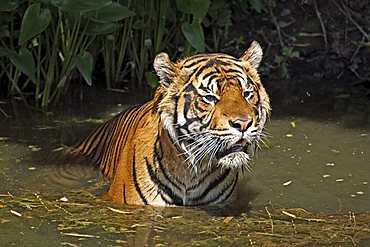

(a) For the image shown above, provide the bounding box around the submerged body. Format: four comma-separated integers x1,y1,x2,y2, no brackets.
74,41,271,206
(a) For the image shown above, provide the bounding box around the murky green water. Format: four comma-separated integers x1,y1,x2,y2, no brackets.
0,88,369,246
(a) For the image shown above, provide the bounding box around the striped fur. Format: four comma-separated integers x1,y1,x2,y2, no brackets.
74,41,271,206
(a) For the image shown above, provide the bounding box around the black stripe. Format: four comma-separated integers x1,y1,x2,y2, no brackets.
186,166,219,192
154,146,184,191
224,68,243,74
123,184,127,204
100,108,139,176
201,173,238,205
189,168,231,203
183,57,209,69
205,59,231,67
145,157,183,205
198,83,209,92
193,97,207,113
195,62,215,78
172,95,179,125
216,77,226,86
132,151,148,205
228,62,244,70
207,74,219,83
155,133,186,188
111,107,141,175
202,70,216,80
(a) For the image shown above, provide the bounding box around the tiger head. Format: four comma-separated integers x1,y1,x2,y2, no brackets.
154,41,270,172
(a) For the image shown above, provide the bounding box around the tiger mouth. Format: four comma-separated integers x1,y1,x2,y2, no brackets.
217,140,249,159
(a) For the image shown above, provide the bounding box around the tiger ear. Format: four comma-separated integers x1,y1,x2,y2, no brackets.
240,41,263,69
154,52,176,87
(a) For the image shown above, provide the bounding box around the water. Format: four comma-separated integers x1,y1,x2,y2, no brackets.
0,86,369,246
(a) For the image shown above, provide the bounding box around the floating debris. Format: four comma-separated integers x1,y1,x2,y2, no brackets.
283,181,292,186
28,167,36,170
356,191,364,195
325,163,335,167
223,216,234,223
290,121,296,128
107,207,132,215
331,149,340,154
28,145,41,152
60,232,100,238
286,134,293,138
82,118,104,124
360,133,368,137
10,210,22,217
322,174,331,178
59,196,68,202
335,179,344,182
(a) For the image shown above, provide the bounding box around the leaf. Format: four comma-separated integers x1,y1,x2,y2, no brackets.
18,3,51,45
249,0,264,13
181,22,205,53
210,0,227,10
86,22,120,35
176,0,211,21
51,0,111,12
75,51,93,86
85,2,135,23
8,48,36,82
0,0,19,11
145,71,158,89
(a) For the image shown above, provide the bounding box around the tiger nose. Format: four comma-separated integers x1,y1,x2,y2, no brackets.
229,118,253,132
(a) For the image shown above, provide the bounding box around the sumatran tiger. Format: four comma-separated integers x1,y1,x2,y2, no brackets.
73,41,271,206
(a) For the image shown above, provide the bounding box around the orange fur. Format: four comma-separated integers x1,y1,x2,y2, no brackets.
74,41,270,206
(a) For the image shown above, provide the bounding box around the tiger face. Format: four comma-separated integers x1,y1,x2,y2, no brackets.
154,41,270,172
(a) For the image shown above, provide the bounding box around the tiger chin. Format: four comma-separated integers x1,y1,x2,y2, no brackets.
74,41,271,207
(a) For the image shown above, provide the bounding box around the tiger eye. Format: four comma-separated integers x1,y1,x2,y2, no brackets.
202,95,218,104
243,90,254,100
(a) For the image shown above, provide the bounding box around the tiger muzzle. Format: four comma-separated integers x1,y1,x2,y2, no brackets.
217,139,249,159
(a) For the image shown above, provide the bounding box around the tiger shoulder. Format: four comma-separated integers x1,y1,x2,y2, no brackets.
74,41,271,206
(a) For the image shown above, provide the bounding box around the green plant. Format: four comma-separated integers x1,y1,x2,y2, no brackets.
274,47,300,78
0,0,255,107
101,0,213,90
0,0,134,107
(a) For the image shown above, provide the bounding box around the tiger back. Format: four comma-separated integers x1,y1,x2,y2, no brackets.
74,41,271,206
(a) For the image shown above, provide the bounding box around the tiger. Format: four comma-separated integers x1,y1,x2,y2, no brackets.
73,41,271,206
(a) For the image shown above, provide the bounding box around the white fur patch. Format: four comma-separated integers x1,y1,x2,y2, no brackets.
217,152,251,171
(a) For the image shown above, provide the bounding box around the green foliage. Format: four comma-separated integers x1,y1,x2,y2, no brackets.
177,0,211,53
0,0,19,12
0,0,265,107
274,47,300,78
181,22,205,53
75,51,94,86
18,3,51,45
8,48,36,83
50,0,111,12
204,0,233,51
248,0,264,13
0,0,135,107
